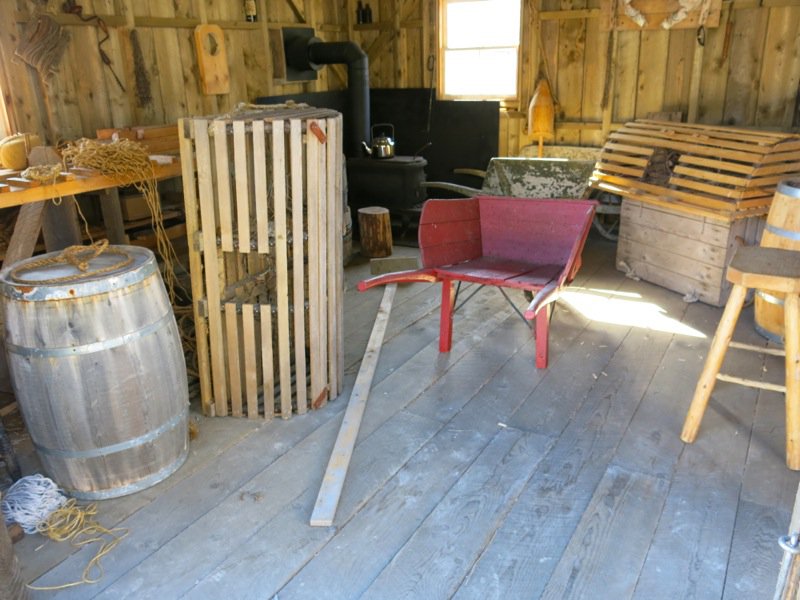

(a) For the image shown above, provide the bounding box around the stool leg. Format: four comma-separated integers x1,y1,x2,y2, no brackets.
681,283,748,444
784,293,800,470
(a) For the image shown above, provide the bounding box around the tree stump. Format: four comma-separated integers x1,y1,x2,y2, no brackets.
358,207,392,258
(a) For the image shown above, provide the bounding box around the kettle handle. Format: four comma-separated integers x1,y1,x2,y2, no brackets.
371,123,394,138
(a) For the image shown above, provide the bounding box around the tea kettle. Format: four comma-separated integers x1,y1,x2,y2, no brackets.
362,123,395,159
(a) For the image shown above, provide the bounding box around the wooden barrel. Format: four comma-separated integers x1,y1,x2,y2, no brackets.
0,245,188,499
755,179,800,343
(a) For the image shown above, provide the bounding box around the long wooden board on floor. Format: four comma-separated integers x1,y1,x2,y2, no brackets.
310,283,397,527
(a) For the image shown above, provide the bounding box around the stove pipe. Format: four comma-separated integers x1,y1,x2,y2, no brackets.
286,37,370,157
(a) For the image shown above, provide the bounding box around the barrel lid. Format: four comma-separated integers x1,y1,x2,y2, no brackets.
778,179,800,199
0,245,158,301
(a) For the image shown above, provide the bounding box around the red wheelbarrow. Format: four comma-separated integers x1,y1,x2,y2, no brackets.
357,196,597,368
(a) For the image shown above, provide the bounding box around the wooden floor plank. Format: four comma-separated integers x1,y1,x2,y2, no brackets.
311,284,397,527
632,308,766,599
97,409,442,600
723,499,791,600
453,286,684,600
276,428,552,600
610,299,724,478
539,465,670,600
26,397,353,597
12,235,800,600
360,429,552,599
15,411,265,582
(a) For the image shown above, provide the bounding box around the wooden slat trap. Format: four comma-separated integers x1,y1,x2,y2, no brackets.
593,119,800,221
179,107,344,418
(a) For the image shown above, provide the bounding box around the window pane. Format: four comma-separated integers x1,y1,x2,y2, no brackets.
446,0,521,49
443,48,518,97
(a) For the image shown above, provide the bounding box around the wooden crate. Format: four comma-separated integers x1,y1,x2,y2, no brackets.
617,199,764,307
179,107,344,418
593,120,800,221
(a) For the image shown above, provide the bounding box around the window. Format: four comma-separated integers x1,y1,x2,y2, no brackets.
439,0,522,100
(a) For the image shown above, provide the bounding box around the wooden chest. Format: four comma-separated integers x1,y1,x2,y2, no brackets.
617,200,764,306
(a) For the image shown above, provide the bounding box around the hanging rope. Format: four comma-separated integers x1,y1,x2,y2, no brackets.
60,138,185,302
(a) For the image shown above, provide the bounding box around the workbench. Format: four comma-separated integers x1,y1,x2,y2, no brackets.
0,160,183,260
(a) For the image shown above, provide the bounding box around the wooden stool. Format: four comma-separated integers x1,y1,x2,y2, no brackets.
681,245,800,470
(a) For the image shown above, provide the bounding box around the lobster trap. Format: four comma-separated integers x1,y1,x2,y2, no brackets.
179,106,344,418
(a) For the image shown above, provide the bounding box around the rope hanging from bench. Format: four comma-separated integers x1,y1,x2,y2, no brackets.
60,138,183,302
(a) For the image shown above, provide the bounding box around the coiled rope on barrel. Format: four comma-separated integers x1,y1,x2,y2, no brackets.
9,239,134,285
1,475,129,591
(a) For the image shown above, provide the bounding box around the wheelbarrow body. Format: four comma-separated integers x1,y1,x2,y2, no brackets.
358,196,597,368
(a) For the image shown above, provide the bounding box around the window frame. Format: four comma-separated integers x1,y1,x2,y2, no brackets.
437,0,523,102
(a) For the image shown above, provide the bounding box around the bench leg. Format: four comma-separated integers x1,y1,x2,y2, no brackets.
439,279,455,352
535,304,550,368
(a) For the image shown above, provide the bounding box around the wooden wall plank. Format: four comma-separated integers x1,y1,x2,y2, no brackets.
613,31,641,122
580,15,607,147
634,30,669,118
755,6,800,128
1,1,798,192
663,29,696,115
723,7,770,126
696,4,732,124
555,0,587,145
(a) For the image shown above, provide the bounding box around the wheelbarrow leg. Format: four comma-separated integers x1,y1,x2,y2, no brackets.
535,304,551,368
439,278,455,352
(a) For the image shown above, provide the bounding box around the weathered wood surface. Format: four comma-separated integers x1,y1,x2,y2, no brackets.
12,236,800,599
1,0,797,163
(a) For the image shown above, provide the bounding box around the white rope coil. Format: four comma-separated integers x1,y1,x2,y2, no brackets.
1,474,67,534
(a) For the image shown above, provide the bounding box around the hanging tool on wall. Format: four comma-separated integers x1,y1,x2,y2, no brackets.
14,14,70,80
61,0,126,92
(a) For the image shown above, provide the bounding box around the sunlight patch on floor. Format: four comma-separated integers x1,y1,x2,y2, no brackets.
560,288,706,338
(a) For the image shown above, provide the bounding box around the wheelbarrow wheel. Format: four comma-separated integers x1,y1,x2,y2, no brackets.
588,190,621,241
593,213,620,241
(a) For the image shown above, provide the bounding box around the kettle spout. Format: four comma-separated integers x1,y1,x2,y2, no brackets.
361,140,372,156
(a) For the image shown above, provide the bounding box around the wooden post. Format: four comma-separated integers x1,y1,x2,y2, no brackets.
358,206,393,258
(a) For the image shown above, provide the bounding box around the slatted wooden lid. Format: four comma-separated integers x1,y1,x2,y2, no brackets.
592,119,800,222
